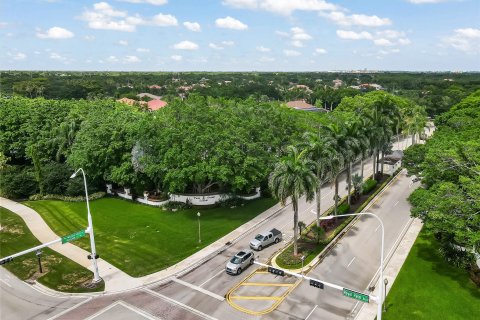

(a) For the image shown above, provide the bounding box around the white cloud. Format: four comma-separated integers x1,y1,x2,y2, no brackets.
124,55,140,63
222,40,235,46
224,0,338,16
277,27,313,47
36,26,74,39
171,55,182,61
443,28,480,54
378,48,400,55
152,13,178,26
106,55,119,63
119,40,128,45
398,38,411,45
0,22,8,28
322,11,391,27
136,47,150,52
84,35,95,41
183,21,201,32
291,40,304,47
336,30,373,40
315,48,327,54
374,38,393,46
284,49,301,57
215,16,248,30
275,30,289,37
119,0,168,5
173,40,199,50
256,46,271,52
209,43,224,50
50,52,67,62
7,52,27,60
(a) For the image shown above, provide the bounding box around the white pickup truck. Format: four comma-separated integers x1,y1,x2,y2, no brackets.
249,228,282,251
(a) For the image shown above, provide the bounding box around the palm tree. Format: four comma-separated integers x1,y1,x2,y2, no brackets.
303,129,339,227
269,145,318,256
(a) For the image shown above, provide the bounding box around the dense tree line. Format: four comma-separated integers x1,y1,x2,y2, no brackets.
404,91,480,277
2,71,478,116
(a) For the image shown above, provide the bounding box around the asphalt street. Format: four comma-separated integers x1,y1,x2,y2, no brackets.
1,135,420,320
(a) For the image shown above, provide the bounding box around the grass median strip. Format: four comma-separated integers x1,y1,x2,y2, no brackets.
0,207,103,293
25,197,276,277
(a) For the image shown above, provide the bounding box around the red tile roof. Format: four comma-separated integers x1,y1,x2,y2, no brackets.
147,99,168,111
286,100,314,109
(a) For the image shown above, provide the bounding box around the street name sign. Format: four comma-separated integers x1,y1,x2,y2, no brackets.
62,230,86,244
343,288,369,303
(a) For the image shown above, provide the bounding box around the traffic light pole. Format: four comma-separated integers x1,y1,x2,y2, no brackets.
253,261,378,302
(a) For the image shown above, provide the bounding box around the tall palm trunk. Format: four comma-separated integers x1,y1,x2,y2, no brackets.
334,174,339,215
376,152,380,179
293,200,299,256
315,183,322,228
381,150,385,175
372,149,376,180
347,162,352,205
360,157,365,181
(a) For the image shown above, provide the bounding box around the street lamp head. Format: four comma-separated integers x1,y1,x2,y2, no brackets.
384,278,389,285
69,172,77,179
197,212,201,217
319,215,335,220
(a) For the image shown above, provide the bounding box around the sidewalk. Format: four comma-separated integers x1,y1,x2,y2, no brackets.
0,197,286,293
355,218,423,320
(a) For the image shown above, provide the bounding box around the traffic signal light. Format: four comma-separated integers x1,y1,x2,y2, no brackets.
309,279,324,289
268,266,285,276
0,257,14,265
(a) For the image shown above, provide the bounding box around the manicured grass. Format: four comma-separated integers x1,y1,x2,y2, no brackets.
0,207,103,292
384,229,480,320
25,197,277,277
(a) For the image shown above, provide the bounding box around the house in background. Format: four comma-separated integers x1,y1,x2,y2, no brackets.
286,100,327,112
382,150,404,174
147,99,168,111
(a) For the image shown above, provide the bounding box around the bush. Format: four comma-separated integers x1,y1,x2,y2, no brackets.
0,165,37,199
163,201,191,211
28,192,106,202
40,162,71,195
337,203,350,215
362,178,377,194
217,196,245,208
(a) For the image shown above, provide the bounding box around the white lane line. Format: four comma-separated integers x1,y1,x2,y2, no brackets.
85,301,159,320
347,257,356,268
0,279,12,287
48,297,92,320
393,201,399,207
374,225,380,233
143,288,219,320
172,277,225,301
199,269,225,287
305,305,318,320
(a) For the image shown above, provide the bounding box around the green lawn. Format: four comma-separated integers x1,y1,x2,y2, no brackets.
25,197,277,277
0,207,103,292
384,229,480,320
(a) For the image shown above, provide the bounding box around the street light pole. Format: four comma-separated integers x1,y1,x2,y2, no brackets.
70,168,101,283
197,212,201,244
319,212,384,320
301,255,305,276
383,278,389,312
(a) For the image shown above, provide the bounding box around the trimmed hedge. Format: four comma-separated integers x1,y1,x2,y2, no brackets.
28,192,106,202
362,178,377,194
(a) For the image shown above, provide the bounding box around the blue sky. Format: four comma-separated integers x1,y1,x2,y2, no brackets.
1,0,479,71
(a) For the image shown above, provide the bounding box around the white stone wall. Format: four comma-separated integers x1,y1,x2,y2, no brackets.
135,196,169,207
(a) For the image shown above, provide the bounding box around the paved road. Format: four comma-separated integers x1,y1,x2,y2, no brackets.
1,135,420,320
0,268,87,320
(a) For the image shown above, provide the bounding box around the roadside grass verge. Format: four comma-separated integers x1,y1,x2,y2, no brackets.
384,229,480,320
0,207,103,292
25,197,276,277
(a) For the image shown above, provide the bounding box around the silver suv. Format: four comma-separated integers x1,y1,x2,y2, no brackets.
225,250,255,275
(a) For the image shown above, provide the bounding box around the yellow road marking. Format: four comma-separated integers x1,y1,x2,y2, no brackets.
229,296,282,301
241,282,293,287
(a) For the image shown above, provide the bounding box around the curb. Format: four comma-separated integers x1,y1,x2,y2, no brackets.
272,169,405,272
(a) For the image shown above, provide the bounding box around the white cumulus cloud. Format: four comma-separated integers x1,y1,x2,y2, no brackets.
124,55,140,63
443,28,480,54
209,43,224,50
118,40,128,45
215,16,248,30
36,26,74,39
183,21,201,32
337,30,373,40
173,40,199,50
119,0,168,5
152,13,178,26
315,48,327,54
171,55,182,61
8,52,27,60
223,0,338,16
322,11,391,27
256,46,271,52
136,47,150,52
408,0,448,4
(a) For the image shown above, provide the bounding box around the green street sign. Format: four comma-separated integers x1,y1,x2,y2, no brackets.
343,288,370,303
62,230,86,244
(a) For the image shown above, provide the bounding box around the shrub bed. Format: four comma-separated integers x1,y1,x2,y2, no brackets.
28,192,106,202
